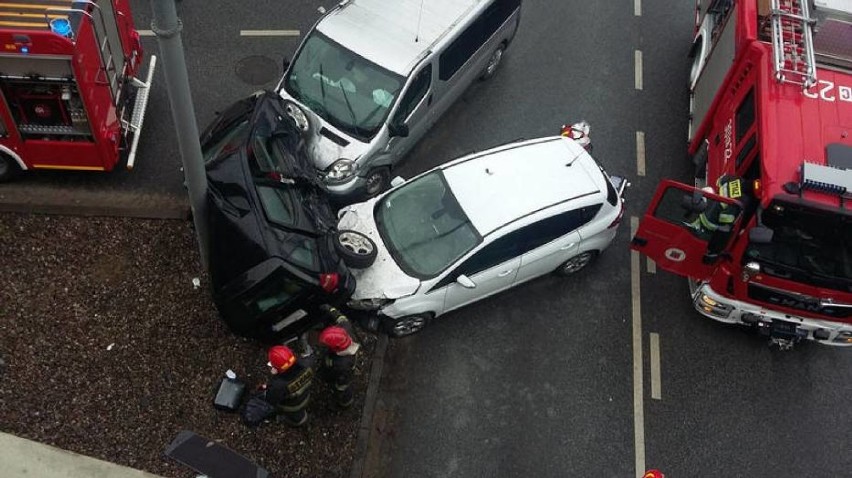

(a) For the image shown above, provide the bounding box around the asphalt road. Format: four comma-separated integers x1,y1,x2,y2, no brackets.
2,1,849,477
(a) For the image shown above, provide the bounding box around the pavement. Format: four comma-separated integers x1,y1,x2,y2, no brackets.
0,432,165,478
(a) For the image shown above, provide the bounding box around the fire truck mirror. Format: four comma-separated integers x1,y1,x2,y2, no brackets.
748,226,773,244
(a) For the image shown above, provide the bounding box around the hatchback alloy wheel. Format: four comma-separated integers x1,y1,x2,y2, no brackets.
387,313,431,337
557,251,596,276
335,230,378,268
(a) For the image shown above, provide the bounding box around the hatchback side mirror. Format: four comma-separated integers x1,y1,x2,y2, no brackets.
456,275,476,289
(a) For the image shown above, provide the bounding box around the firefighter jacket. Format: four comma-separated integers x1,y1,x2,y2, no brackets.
265,362,314,413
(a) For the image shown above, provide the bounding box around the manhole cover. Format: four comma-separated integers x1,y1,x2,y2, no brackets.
235,55,279,86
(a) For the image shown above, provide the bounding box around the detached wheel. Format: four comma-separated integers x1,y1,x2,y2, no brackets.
554,251,598,276
0,153,20,182
335,230,377,269
384,313,432,338
480,44,506,81
365,167,390,198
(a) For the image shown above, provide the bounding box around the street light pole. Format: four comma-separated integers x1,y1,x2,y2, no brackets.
149,0,209,270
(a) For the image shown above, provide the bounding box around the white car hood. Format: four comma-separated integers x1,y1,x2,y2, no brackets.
338,202,421,300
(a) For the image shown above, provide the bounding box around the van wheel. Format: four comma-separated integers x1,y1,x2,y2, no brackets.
480,44,506,81
384,313,432,338
0,153,20,182
554,251,598,276
335,230,378,269
365,167,390,197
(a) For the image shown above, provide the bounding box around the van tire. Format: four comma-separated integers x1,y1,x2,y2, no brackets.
365,167,390,198
0,153,20,182
335,230,378,269
479,44,506,81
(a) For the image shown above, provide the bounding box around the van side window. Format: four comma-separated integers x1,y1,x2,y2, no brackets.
394,64,432,123
438,0,521,81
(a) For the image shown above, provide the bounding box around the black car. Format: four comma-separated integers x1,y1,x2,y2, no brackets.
201,91,376,341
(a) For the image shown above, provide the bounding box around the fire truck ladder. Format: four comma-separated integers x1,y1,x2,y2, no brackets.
768,0,817,88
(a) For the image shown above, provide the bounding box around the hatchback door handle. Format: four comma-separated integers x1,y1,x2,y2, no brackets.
498,270,513,277
560,243,576,250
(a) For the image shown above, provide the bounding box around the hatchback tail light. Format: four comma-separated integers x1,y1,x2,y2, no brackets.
319,273,339,293
608,202,625,229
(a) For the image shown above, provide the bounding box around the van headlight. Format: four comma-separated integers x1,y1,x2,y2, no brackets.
326,159,356,183
284,102,309,132
833,330,852,344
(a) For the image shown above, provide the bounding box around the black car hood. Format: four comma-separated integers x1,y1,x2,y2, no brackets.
204,92,339,293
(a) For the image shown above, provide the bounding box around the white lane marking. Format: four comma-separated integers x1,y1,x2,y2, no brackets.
650,333,662,400
631,216,646,477
137,30,155,36
635,0,642,16
240,30,301,37
647,258,656,274
636,131,646,177
635,50,644,90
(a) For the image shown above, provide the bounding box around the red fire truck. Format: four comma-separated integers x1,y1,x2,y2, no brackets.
632,0,852,348
0,0,154,182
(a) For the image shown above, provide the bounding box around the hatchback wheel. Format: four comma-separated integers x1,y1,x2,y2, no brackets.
555,251,598,276
385,313,432,338
480,44,505,81
335,230,378,269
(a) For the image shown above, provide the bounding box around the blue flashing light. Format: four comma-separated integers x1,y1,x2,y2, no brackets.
50,18,72,38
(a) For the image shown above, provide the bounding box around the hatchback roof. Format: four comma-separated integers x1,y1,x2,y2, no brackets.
317,0,482,75
442,137,602,235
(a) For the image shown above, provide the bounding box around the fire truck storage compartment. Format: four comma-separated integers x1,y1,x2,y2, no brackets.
0,56,91,140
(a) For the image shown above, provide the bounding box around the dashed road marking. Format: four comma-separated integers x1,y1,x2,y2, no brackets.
635,50,643,90
631,216,646,476
635,0,642,16
650,333,662,400
137,29,154,36
636,131,646,177
240,30,300,37
647,258,656,274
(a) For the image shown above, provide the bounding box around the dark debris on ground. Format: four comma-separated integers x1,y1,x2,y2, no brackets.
0,213,375,478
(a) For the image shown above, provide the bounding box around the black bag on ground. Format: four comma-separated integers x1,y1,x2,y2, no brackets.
241,393,276,427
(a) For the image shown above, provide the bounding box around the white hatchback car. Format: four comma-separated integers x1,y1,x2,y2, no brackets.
336,135,628,336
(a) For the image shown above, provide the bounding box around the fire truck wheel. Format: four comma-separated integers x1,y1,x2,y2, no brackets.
0,154,20,182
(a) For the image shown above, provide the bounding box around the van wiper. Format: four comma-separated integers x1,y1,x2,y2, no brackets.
338,79,360,134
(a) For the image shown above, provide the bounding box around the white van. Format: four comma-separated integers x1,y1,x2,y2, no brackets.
275,0,522,202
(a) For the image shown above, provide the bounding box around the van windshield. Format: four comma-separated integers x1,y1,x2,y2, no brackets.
284,31,403,141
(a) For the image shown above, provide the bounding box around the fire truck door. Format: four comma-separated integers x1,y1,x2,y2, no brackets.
630,179,743,280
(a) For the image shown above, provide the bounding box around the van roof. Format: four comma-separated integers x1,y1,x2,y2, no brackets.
442,137,603,235
317,0,482,76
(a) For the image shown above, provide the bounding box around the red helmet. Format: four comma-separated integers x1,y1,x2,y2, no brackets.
319,326,353,353
643,470,665,478
267,345,296,372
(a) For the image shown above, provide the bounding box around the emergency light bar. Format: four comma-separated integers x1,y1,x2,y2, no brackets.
800,162,852,197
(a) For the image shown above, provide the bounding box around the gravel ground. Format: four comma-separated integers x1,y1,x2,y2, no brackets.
0,213,375,478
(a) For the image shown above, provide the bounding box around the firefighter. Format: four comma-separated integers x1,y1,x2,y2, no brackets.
643,470,665,478
690,175,743,237
264,345,315,427
317,305,361,409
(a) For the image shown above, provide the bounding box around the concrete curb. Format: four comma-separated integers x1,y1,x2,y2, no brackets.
349,333,388,478
0,187,190,220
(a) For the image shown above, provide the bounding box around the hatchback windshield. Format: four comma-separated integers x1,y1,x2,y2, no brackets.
283,31,403,141
375,171,481,278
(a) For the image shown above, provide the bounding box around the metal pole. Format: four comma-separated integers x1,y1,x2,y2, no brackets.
149,0,209,270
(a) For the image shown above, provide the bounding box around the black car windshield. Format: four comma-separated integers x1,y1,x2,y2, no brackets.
283,31,403,141
744,199,852,292
375,171,481,278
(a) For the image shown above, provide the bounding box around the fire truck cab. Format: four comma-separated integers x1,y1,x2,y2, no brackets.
633,0,852,348
0,0,154,182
